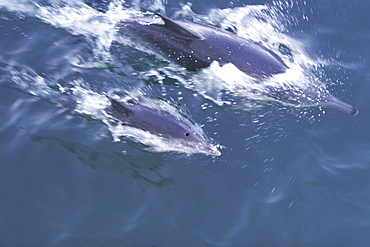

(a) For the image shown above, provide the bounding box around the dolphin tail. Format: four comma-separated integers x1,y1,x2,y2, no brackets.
324,96,358,115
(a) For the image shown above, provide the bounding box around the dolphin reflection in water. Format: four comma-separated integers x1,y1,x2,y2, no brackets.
118,13,358,115
104,96,221,156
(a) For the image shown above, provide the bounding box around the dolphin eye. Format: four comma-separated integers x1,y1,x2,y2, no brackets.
185,132,190,136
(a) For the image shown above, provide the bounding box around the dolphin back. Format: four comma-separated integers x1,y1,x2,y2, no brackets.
118,14,287,77
105,97,199,141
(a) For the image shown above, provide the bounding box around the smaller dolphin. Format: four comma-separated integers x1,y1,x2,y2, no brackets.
105,96,221,156
118,13,358,115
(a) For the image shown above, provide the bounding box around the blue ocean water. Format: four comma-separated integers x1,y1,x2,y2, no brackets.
1,0,370,246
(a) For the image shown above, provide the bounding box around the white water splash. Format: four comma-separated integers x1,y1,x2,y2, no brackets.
0,0,336,114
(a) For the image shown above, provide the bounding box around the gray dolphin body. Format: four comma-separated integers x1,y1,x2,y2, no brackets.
118,14,358,115
105,97,221,156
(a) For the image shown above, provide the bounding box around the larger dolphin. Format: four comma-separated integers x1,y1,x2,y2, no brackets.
118,13,358,115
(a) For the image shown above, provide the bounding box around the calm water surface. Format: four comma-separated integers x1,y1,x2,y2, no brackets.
1,0,370,246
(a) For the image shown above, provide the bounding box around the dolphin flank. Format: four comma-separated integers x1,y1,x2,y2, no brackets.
117,13,358,115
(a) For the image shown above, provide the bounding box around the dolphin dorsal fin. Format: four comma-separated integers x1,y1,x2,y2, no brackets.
155,13,202,39
107,96,133,116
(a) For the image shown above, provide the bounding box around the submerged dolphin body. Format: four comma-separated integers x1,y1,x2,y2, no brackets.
105,97,221,156
118,14,358,115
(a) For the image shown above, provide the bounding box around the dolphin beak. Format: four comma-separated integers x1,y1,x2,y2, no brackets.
201,144,221,156
212,148,222,156
324,96,358,115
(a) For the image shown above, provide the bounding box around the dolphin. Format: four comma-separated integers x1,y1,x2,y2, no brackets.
105,96,221,156
117,13,358,115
